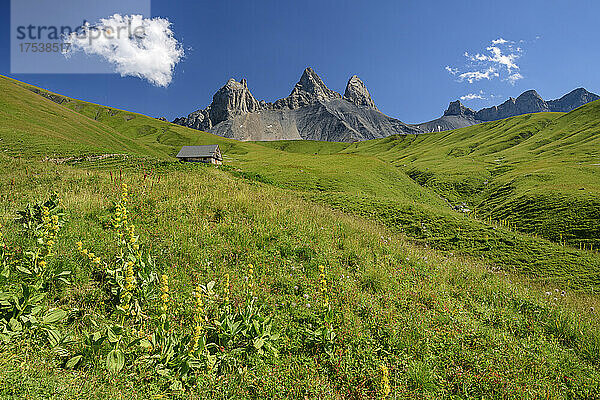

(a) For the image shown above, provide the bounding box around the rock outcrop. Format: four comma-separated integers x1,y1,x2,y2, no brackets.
174,67,420,142
344,75,377,109
547,88,600,112
173,78,263,131
411,100,479,133
273,67,342,110
173,68,600,140
415,88,599,133
475,90,548,121
444,100,475,117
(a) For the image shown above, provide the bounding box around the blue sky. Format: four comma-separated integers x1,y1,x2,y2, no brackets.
1,0,599,123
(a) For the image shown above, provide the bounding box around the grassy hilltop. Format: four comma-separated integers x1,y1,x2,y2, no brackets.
1,76,600,398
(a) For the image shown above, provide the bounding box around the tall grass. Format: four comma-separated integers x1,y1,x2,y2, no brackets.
0,156,599,398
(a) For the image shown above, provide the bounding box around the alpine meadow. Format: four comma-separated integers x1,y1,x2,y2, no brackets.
1,69,600,400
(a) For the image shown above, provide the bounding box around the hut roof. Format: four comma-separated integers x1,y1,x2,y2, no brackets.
176,145,221,159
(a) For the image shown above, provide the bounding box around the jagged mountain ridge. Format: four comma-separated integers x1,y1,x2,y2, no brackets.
173,68,420,141
174,67,599,140
416,88,600,132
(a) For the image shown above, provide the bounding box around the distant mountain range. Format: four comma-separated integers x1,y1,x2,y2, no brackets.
173,67,599,142
416,87,600,133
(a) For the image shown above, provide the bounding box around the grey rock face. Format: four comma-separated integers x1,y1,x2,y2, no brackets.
172,77,262,131
547,88,600,112
412,115,479,133
344,75,377,109
173,67,419,142
173,67,599,141
443,100,475,117
208,78,262,125
476,90,549,121
414,88,598,133
273,67,342,110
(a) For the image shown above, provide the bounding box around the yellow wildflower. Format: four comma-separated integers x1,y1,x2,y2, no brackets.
160,274,169,314
125,261,136,291
247,264,254,296
378,363,391,398
189,284,205,353
318,265,329,307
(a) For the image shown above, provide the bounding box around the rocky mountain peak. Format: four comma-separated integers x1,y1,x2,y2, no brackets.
517,89,543,101
344,75,377,109
515,89,548,112
548,88,600,112
210,78,261,123
172,68,600,141
297,68,334,96
443,100,475,117
274,67,341,109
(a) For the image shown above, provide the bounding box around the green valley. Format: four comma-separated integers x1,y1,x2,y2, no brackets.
1,75,600,398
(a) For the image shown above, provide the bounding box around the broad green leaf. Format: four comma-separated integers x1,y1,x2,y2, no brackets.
43,309,67,324
65,355,82,369
31,305,44,316
46,328,61,347
16,265,32,275
169,379,183,391
106,349,125,373
8,318,22,332
139,338,152,351
54,345,70,357
253,337,265,350
31,293,46,304
107,327,120,344
91,331,104,344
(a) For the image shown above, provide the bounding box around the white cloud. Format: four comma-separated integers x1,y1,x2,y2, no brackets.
65,14,184,87
460,90,487,101
507,72,523,85
445,66,459,75
457,67,499,83
491,38,508,45
445,38,524,85
485,46,520,72
460,93,485,101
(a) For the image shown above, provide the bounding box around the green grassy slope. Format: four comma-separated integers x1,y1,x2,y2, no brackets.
254,139,351,154
1,75,248,160
341,107,600,247
2,75,600,292
1,76,600,398
0,77,156,158
1,156,600,398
